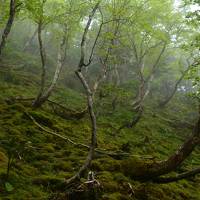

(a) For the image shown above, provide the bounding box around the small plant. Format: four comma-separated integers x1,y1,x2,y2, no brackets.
1,135,31,181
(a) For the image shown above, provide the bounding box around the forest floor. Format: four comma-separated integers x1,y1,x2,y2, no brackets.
0,54,200,200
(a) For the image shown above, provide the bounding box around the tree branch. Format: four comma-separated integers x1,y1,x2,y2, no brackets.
78,1,101,70
26,111,153,160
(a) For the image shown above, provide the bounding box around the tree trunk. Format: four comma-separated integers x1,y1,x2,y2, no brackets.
32,35,67,108
0,0,16,56
23,28,38,52
118,106,143,130
132,79,145,109
125,116,200,181
159,65,191,107
65,1,101,185
121,44,166,131
32,21,46,108
133,44,166,110
65,71,97,185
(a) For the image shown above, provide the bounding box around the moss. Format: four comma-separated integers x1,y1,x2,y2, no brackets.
28,111,55,128
0,64,200,200
91,160,103,171
102,192,130,200
8,103,25,112
33,175,65,190
43,143,55,153
53,161,73,171
0,151,8,166
92,158,121,172
113,173,128,183
102,181,119,193
120,158,154,178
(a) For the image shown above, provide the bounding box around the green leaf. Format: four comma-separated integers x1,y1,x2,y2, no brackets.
5,182,14,192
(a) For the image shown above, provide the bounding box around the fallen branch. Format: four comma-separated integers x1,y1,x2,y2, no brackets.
6,96,87,119
26,111,154,160
25,111,89,149
127,182,135,197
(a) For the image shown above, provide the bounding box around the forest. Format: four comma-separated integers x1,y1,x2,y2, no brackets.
0,0,199,199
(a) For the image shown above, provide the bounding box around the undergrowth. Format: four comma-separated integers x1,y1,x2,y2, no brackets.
0,55,199,200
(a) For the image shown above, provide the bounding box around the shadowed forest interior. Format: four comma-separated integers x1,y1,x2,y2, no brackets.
0,0,200,199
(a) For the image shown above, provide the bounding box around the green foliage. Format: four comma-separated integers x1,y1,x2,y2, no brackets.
5,182,14,192
0,0,200,199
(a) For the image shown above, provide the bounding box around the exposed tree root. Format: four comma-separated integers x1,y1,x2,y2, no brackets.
26,111,200,185
121,116,200,182
153,167,200,183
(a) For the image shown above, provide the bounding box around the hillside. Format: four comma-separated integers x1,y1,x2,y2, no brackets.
0,54,199,200
0,0,200,199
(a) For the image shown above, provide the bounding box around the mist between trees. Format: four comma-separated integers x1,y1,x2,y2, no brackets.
0,0,200,199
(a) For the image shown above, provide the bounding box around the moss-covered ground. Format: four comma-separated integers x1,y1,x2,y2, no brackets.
0,54,200,200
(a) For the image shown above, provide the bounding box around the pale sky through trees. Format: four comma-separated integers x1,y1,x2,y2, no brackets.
174,0,200,11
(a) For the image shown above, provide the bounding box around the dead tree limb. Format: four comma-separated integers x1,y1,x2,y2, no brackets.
25,111,89,149
26,111,153,159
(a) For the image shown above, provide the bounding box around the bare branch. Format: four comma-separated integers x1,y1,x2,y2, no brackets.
78,1,101,70
145,43,167,83
26,111,154,160
84,7,104,66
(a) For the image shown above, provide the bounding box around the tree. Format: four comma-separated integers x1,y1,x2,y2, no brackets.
114,0,174,128
119,0,200,183
66,0,102,185
159,57,195,107
24,0,83,108
0,0,22,56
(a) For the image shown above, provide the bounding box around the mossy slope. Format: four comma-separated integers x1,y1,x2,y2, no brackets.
0,57,200,200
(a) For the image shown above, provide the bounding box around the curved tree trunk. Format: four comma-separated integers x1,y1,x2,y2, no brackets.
32,35,67,108
126,116,200,181
65,1,101,185
32,21,46,108
0,0,16,56
119,44,167,131
23,28,38,52
159,63,192,108
66,71,97,185
118,106,143,130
